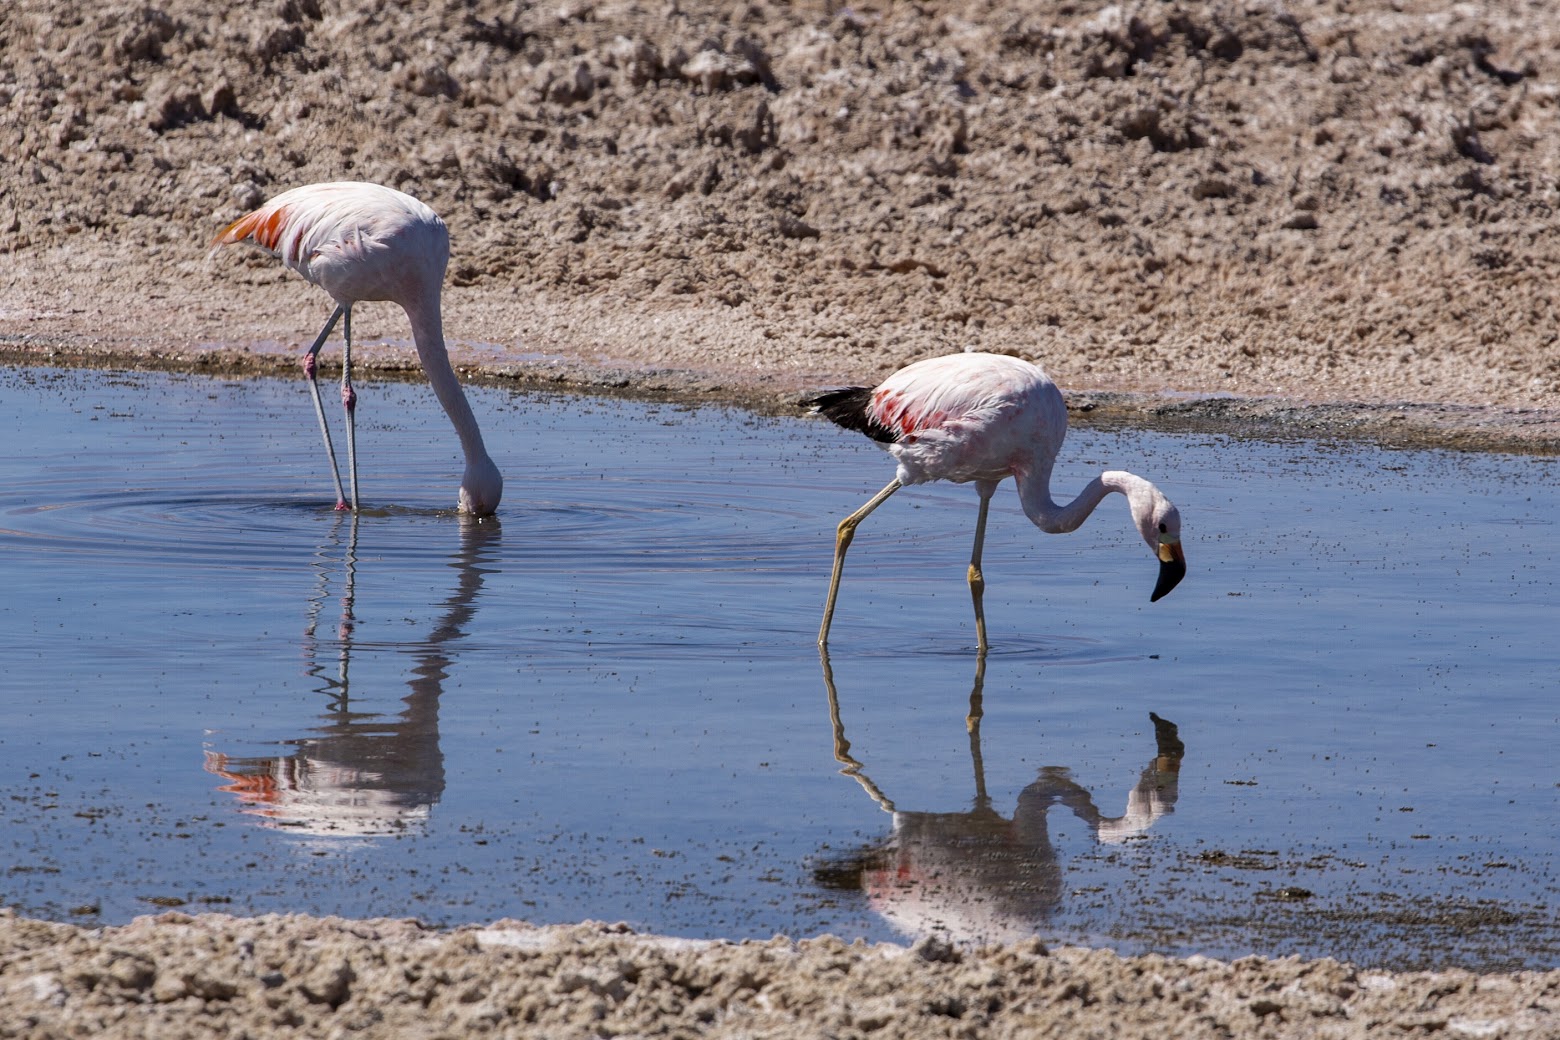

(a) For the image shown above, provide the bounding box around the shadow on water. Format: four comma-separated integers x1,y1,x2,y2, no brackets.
0,367,1555,971
816,650,1184,947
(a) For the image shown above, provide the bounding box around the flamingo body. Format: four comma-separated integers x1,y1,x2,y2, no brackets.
812,351,1185,648
859,352,1065,487
215,182,447,308
213,182,502,516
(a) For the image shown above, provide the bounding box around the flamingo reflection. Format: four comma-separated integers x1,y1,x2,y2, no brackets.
815,651,1185,945
204,514,499,839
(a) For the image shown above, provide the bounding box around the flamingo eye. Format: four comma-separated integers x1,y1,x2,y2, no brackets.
1158,523,1167,533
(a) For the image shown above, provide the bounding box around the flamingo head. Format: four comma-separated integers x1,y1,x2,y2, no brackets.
1138,491,1185,602
459,456,503,517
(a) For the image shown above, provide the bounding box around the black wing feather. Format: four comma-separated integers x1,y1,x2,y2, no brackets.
810,386,899,444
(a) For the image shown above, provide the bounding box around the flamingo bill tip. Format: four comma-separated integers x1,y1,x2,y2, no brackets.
1150,557,1187,602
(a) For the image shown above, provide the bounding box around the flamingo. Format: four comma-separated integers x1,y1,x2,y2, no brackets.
211,181,502,515
811,351,1185,648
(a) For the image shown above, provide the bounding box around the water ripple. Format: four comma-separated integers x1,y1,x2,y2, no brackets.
5,367,1557,970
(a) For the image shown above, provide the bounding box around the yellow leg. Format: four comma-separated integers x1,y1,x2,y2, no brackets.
817,646,895,811
966,650,990,811
967,489,994,652
818,479,901,647
965,646,988,736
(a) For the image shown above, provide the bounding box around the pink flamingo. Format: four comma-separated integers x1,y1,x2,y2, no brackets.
212,182,502,516
812,351,1185,649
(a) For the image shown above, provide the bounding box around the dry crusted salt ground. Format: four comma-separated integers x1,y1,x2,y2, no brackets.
3,912,1557,1039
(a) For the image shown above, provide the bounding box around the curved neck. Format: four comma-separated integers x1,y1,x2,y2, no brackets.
403,296,492,468
1015,463,1140,535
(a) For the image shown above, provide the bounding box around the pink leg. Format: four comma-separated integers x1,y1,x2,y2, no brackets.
340,306,359,513
302,305,349,510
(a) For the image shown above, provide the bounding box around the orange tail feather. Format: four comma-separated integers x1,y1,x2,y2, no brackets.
210,204,288,253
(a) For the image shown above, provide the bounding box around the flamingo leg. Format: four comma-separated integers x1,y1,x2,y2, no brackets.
819,478,901,647
966,646,987,737
967,483,996,652
966,652,991,812
302,304,348,510
817,647,895,811
339,304,360,513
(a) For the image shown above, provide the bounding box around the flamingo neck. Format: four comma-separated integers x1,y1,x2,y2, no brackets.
1015,464,1145,536
403,297,493,469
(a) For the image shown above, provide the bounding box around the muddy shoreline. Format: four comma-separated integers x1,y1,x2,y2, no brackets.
6,340,1560,458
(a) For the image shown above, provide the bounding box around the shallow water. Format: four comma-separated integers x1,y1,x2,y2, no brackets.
0,366,1554,971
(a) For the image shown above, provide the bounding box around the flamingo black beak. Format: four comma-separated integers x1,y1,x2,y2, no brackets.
1151,540,1186,602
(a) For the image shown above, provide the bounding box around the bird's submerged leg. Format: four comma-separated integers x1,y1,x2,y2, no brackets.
340,305,359,513
967,484,997,652
302,305,349,510
966,646,988,735
817,647,895,811
818,478,901,647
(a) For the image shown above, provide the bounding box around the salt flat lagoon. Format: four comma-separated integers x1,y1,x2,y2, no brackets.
0,367,1553,971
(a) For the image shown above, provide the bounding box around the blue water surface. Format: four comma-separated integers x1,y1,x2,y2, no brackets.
0,366,1553,970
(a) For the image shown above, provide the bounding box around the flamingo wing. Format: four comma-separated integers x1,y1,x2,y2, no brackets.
211,182,351,269
811,352,1066,485
868,354,1049,439
873,353,1064,486
210,182,440,290
811,386,899,444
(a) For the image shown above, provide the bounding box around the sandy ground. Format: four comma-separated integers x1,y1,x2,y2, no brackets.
2,0,1558,1035
3,912,1557,1039
5,0,1560,446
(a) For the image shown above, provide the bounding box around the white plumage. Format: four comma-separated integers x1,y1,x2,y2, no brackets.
213,182,501,516
812,351,1185,649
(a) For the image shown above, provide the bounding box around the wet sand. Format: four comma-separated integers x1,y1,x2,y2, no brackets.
2,0,1558,1035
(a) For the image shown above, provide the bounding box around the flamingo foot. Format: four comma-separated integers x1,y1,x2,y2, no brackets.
334,500,351,512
